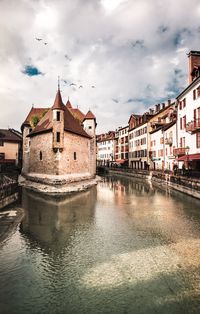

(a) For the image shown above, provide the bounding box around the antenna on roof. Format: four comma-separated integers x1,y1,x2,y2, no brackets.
32,104,34,108
58,76,60,90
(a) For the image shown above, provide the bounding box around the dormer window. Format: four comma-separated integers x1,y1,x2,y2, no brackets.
56,111,60,121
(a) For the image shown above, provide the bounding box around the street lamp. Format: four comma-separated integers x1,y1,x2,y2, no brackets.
185,146,190,172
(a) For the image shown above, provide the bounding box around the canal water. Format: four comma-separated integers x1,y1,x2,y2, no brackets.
0,175,200,314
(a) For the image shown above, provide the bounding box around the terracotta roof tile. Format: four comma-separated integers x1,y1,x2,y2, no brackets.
28,92,91,139
66,100,72,109
52,90,65,110
22,107,49,129
69,108,85,122
84,110,96,120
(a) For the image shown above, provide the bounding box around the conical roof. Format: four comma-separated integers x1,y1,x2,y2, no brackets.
66,100,72,109
52,89,64,110
84,110,96,120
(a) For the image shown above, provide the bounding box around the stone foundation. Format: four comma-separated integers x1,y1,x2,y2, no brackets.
19,174,101,194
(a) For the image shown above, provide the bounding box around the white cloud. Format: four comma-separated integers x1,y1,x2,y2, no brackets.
0,0,200,133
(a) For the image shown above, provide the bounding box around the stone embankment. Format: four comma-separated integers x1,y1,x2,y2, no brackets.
0,208,24,244
0,175,19,210
100,167,200,200
19,174,101,195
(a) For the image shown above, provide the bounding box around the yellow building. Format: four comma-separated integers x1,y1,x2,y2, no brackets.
0,129,22,166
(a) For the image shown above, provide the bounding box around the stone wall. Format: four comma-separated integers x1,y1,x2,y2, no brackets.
29,132,56,175
28,131,92,177
102,167,200,199
22,126,31,174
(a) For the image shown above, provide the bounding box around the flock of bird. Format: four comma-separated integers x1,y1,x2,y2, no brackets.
35,37,96,89
35,37,48,45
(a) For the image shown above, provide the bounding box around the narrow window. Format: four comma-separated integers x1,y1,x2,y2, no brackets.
56,132,60,142
197,133,200,148
183,115,186,128
74,152,77,160
0,140,3,146
56,111,60,121
39,151,42,160
193,89,196,100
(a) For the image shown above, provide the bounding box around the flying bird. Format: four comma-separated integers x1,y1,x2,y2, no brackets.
91,85,95,88
35,38,42,41
79,85,83,88
62,80,68,84
70,83,76,86
64,54,72,61
44,42,48,45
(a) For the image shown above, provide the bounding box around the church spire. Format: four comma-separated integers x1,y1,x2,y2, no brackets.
58,76,60,91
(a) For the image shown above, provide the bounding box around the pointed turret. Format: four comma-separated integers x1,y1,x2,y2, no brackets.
82,110,96,137
52,86,65,152
52,89,65,110
84,110,96,120
66,99,72,109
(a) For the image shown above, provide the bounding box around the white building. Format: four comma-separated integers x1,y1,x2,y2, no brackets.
175,51,200,171
150,121,177,171
97,131,115,166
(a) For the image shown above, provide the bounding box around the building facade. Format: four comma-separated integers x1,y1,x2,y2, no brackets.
0,129,22,167
175,51,200,171
115,126,129,166
96,131,115,166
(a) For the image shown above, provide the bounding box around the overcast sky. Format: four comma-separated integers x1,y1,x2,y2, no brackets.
0,0,200,133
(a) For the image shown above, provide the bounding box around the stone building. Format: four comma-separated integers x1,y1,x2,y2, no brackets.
21,88,96,185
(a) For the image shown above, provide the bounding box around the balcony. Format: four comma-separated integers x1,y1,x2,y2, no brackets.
186,118,200,133
173,147,186,156
165,137,173,145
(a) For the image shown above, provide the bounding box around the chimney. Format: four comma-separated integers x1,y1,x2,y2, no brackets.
162,103,165,109
167,99,171,106
149,108,154,115
188,51,200,84
155,104,160,112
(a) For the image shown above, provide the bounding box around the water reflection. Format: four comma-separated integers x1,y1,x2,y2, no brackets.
0,176,200,314
21,187,97,251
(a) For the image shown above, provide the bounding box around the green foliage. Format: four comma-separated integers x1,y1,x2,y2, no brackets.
31,115,40,127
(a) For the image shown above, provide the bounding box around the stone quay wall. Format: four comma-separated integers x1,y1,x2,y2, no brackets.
0,175,19,210
100,167,200,200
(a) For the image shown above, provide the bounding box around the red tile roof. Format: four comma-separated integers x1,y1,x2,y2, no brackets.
21,107,49,130
28,92,91,139
66,100,72,109
66,100,85,122
69,108,85,122
52,90,65,110
84,110,96,120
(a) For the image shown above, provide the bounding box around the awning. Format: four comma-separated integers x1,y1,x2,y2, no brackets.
116,159,127,164
177,153,200,161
